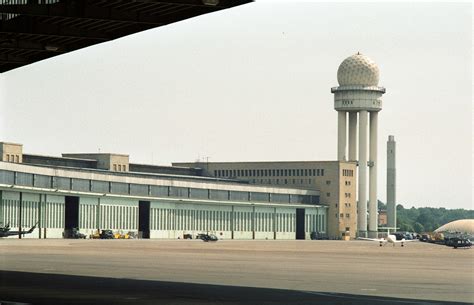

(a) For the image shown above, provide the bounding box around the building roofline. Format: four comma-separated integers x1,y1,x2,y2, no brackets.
24,153,98,163
62,153,129,157
173,160,358,165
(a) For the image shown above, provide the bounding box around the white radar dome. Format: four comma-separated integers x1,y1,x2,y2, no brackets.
337,53,380,86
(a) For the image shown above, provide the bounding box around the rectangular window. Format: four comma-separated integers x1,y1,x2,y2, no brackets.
317,169,320,176
321,169,325,176
123,165,127,171
113,164,117,171
118,164,122,171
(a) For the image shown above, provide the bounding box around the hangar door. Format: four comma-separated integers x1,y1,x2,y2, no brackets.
138,201,150,239
64,196,79,238
296,208,305,240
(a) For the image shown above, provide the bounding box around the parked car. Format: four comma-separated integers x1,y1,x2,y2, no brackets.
99,230,115,239
420,234,430,242
197,233,218,242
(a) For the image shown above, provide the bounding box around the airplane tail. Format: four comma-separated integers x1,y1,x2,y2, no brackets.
26,222,38,233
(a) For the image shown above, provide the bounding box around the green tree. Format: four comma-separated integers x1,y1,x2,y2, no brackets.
413,222,424,233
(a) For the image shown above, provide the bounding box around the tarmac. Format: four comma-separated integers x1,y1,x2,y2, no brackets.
0,239,472,305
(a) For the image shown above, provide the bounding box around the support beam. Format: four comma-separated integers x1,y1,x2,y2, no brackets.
368,111,378,238
348,112,357,161
357,110,368,237
337,111,347,161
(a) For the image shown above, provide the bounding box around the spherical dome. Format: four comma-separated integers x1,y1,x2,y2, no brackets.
434,219,474,235
337,53,380,86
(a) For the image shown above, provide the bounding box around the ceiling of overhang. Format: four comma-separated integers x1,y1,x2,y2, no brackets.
0,0,252,73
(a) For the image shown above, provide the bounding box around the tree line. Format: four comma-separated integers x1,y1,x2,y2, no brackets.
378,201,474,233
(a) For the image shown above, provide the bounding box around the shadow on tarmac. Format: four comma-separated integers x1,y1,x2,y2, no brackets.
0,270,468,305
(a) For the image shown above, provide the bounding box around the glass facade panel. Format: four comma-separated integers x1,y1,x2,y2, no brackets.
35,174,51,188
230,191,249,201
0,170,15,184
16,172,33,186
271,193,289,203
56,177,71,190
150,185,169,197
130,184,148,196
251,192,269,202
91,180,109,193
111,182,128,195
72,178,90,192
210,189,228,201
189,188,208,199
169,186,188,198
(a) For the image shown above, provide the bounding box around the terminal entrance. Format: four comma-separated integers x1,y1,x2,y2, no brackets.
138,201,150,239
64,196,79,237
296,208,305,240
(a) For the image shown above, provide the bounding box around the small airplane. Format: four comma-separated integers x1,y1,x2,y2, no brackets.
357,228,417,247
0,222,38,238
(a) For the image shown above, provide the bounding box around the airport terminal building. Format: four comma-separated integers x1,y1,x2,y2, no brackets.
0,142,332,240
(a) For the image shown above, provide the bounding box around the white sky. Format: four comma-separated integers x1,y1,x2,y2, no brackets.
0,1,472,209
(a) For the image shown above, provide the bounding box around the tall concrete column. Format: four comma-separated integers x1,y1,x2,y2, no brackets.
337,111,347,161
357,110,368,236
387,135,396,228
348,112,358,161
368,112,378,237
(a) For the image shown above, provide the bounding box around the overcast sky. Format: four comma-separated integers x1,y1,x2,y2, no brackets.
0,1,471,210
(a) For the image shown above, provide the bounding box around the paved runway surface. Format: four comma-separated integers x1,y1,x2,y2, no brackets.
0,239,472,304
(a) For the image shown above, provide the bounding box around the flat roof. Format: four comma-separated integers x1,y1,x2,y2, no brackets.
0,0,252,73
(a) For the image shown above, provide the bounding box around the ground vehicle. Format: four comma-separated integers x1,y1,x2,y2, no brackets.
90,229,117,239
197,233,218,242
420,234,430,242
63,228,86,239
100,230,115,239
183,234,193,239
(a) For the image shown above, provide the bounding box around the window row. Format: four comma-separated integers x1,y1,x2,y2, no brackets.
214,168,325,178
342,169,354,177
0,170,320,206
249,178,314,185
112,164,127,172
4,154,20,163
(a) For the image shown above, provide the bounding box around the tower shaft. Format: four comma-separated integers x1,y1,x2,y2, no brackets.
357,110,368,236
348,112,357,161
338,111,347,161
387,135,396,228
368,112,378,237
